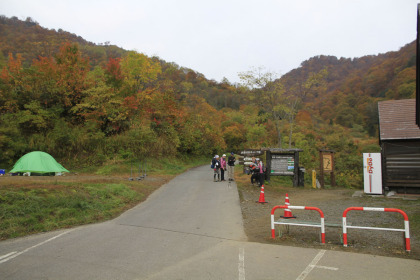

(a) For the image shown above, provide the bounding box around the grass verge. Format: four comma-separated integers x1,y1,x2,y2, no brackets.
0,156,209,240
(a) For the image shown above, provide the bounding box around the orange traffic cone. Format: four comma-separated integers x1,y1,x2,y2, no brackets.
280,193,296,219
256,185,268,204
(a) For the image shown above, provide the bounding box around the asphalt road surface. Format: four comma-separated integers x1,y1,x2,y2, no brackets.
1,165,419,279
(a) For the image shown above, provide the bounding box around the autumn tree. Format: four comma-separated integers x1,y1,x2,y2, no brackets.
0,53,24,114
239,67,285,147
104,57,123,89
285,68,328,147
120,51,161,94
31,56,61,107
71,66,129,135
54,43,89,118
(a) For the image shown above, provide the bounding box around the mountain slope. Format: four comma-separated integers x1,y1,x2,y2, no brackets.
280,42,416,135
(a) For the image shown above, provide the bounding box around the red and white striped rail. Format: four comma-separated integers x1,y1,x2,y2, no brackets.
342,207,410,252
271,205,325,244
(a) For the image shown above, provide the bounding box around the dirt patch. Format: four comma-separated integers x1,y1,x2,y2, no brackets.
238,178,420,260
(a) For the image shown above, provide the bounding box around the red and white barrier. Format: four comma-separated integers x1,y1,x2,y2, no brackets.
342,207,410,252
271,205,325,244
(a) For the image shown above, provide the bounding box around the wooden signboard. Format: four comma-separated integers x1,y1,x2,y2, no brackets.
322,153,333,172
319,149,335,188
239,149,263,174
266,148,303,187
239,149,263,164
239,149,264,157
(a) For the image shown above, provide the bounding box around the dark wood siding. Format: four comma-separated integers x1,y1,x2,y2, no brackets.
382,140,420,189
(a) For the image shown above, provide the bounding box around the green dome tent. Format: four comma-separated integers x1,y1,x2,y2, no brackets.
9,151,69,175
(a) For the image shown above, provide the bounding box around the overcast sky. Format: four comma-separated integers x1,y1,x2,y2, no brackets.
1,0,418,83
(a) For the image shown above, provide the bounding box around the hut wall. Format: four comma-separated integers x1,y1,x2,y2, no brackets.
382,140,420,191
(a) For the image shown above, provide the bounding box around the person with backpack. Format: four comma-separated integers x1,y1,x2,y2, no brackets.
211,155,221,182
249,157,259,185
227,152,236,181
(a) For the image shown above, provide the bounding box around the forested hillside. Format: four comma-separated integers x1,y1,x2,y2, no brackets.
0,15,416,188
280,43,416,136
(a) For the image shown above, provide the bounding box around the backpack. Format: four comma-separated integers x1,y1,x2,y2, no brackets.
211,158,217,169
211,158,221,169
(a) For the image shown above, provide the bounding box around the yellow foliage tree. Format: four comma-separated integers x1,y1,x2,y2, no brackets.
120,51,161,93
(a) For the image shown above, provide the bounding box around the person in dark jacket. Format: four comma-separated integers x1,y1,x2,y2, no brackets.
227,152,236,181
249,157,259,185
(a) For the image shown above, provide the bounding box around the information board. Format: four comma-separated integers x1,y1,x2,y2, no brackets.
270,155,294,175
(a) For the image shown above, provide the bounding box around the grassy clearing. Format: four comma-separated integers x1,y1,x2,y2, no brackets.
0,156,209,240
0,183,140,239
92,156,203,176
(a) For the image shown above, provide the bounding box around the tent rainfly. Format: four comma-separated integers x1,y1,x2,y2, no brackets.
9,151,69,174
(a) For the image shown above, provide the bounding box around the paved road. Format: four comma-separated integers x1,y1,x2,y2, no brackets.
0,165,419,279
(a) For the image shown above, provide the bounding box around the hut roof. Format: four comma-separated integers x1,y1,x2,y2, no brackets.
378,99,420,141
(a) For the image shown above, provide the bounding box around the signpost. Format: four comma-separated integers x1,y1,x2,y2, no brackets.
239,149,264,174
363,153,383,194
319,149,335,188
312,170,317,189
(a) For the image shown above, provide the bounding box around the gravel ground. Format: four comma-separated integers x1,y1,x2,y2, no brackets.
237,178,420,260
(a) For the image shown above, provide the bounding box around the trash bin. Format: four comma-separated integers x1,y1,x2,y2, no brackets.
298,167,305,187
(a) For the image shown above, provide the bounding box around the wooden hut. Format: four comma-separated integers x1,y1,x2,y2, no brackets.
378,99,420,193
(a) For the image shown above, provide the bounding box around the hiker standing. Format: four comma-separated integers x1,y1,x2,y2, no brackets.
212,155,221,182
250,157,259,185
227,152,236,181
220,154,227,181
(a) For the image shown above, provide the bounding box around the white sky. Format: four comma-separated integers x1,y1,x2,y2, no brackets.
0,0,418,83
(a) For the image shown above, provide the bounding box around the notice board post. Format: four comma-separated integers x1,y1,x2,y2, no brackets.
319,149,336,188
239,149,264,174
266,148,303,187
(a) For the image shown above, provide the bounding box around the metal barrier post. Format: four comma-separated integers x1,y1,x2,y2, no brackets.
342,207,410,252
271,205,325,244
